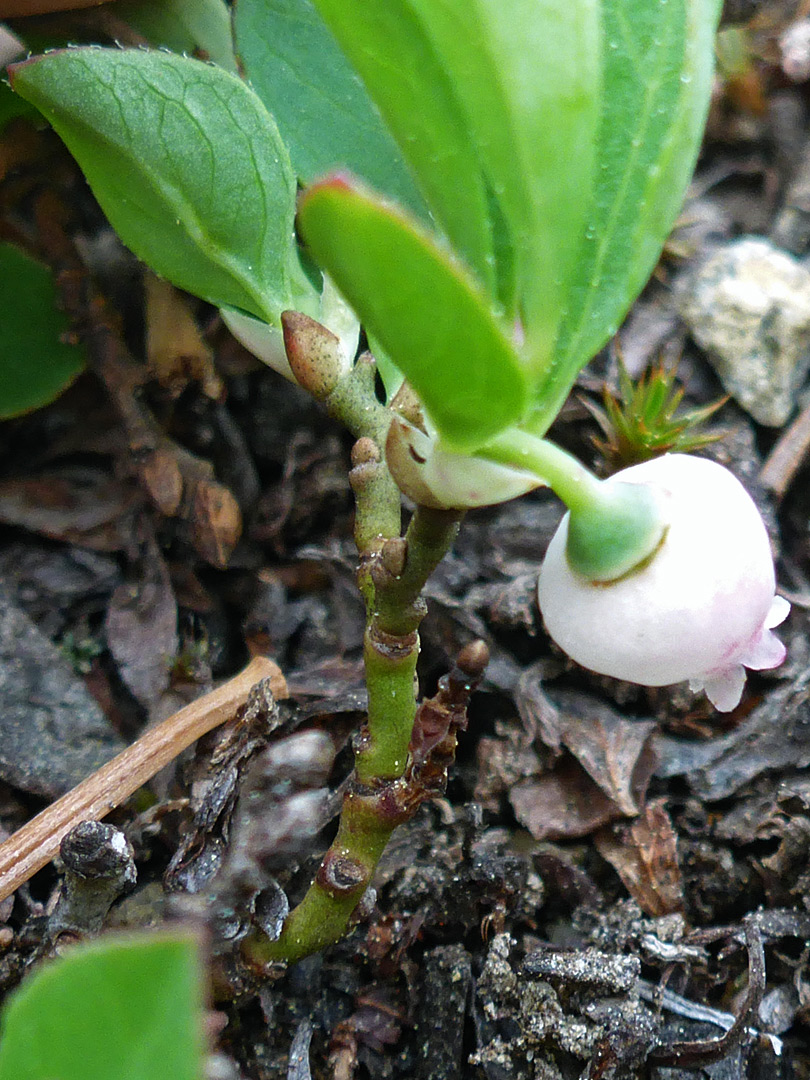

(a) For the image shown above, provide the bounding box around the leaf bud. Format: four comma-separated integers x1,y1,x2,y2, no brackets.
281,310,347,399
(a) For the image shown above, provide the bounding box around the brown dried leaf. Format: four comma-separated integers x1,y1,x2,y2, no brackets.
510,758,625,841
656,665,810,801
594,799,684,917
329,1022,359,1080
0,467,137,551
553,690,658,816
105,539,178,710
188,478,242,568
164,675,289,893
139,448,184,517
474,726,542,810
515,661,563,753
349,986,406,1051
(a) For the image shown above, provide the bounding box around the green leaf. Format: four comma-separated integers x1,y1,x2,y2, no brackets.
367,333,404,403
529,0,723,432
306,0,503,300
300,177,528,452
449,0,600,358
0,243,85,418
304,0,717,428
9,48,296,322
0,932,204,1080
234,0,427,219
117,0,238,73
309,0,602,344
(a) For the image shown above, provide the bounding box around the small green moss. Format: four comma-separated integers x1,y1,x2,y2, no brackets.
585,351,726,472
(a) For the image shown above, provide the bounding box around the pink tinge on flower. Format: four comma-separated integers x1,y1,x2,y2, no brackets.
537,454,790,712
688,595,790,711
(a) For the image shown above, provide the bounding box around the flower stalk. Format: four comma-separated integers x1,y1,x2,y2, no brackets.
480,428,669,581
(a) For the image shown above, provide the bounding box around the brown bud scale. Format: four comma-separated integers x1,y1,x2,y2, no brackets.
281,310,343,400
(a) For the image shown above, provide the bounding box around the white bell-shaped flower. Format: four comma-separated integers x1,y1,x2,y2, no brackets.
537,454,789,711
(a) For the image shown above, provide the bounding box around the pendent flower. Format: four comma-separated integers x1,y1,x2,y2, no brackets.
537,454,789,711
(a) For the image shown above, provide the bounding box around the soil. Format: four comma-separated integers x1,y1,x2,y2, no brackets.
2,3,810,1079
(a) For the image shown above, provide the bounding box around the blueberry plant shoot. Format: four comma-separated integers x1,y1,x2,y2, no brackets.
9,0,789,964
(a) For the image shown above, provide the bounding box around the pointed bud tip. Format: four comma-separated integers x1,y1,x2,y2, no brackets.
281,310,345,400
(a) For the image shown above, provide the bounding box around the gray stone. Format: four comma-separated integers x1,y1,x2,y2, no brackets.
0,586,125,798
677,237,810,426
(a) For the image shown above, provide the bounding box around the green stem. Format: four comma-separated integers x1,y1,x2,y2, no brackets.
325,355,391,448
374,506,464,636
328,355,401,551
243,791,401,965
481,428,669,581
241,360,463,966
480,428,603,514
356,507,463,784
356,628,419,783
242,512,460,966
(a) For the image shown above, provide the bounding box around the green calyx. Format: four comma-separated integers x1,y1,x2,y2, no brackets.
565,480,668,582
479,429,669,582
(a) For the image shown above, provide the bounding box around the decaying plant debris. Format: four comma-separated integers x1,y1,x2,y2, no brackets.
2,2,810,1077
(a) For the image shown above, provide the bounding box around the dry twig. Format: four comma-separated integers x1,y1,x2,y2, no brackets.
0,657,286,904
648,917,766,1068
760,395,810,497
